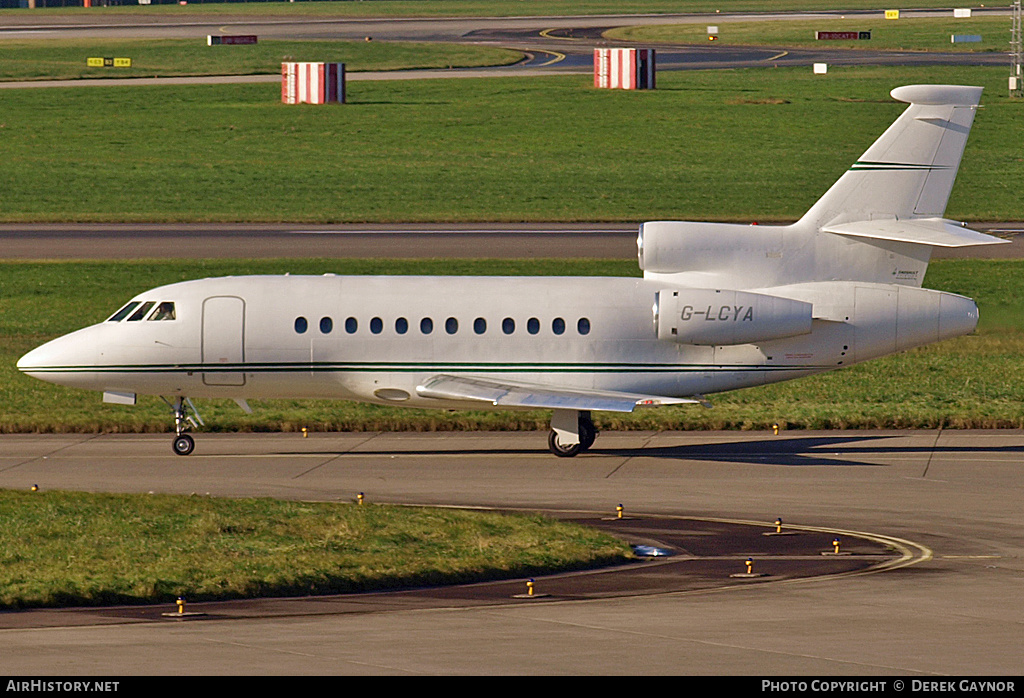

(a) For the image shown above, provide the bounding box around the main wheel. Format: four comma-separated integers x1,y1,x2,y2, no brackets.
548,429,582,458
172,434,195,456
578,418,597,452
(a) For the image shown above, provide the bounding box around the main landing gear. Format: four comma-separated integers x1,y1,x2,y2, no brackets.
547,410,597,458
163,397,203,456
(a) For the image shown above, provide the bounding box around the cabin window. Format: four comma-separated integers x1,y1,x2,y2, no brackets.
148,302,176,321
420,318,433,334
294,317,308,334
527,317,540,335
474,318,486,335
502,318,515,335
578,318,591,335
108,302,140,322
345,317,357,334
396,317,409,334
127,302,155,322
446,317,459,335
370,317,383,334
552,317,565,335
320,317,333,334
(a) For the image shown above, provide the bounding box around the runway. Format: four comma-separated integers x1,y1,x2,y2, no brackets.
1,429,1022,674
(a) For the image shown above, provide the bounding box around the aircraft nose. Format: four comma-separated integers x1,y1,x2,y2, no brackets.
17,329,98,387
17,341,58,374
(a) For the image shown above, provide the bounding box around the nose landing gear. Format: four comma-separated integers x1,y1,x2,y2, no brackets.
173,433,195,457
163,397,203,456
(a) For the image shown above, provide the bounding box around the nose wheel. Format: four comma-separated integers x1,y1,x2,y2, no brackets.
173,434,195,456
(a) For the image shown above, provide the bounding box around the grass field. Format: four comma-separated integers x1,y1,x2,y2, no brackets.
1,65,1022,223
607,15,1014,52
3,257,1023,435
0,1,988,19
0,489,631,608
0,0,991,18
0,39,523,81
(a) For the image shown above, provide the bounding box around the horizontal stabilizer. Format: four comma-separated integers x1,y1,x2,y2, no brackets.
417,374,699,412
823,218,1007,248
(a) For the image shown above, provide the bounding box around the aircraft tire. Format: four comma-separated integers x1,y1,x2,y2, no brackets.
578,418,596,452
548,429,582,458
173,434,195,456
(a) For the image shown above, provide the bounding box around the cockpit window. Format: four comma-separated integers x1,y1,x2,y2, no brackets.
148,302,176,321
108,301,141,322
127,301,155,322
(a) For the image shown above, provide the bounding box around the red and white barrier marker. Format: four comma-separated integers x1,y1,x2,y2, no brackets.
593,49,656,90
281,62,346,105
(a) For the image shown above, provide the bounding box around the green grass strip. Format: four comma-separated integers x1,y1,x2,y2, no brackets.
607,15,1014,52
0,39,522,82
0,66,1022,223
0,489,631,608
0,1,985,20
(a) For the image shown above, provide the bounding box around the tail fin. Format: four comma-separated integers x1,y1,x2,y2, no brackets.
799,84,983,230
639,85,1004,290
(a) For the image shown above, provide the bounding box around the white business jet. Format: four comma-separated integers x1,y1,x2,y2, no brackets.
18,84,1007,457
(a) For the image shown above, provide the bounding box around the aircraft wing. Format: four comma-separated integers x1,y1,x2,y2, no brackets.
416,374,704,412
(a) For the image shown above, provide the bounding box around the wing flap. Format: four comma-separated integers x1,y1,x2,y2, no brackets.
416,374,702,413
823,218,1007,248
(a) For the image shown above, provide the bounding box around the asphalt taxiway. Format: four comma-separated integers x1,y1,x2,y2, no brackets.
1,429,1021,674
2,222,1022,260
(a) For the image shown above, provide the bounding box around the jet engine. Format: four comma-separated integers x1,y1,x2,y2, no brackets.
654,288,813,345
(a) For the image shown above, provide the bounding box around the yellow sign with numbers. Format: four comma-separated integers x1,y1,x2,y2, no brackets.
86,57,132,67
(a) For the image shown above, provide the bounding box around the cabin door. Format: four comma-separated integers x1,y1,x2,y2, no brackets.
202,296,246,386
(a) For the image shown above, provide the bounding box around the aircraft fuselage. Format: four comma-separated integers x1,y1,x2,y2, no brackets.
19,274,977,409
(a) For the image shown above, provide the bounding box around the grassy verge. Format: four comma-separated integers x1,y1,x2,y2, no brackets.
607,15,1013,52
3,258,1023,434
0,39,523,82
0,489,631,608
0,66,1022,223
0,1,985,19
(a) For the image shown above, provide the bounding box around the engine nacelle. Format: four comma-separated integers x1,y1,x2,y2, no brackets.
655,288,813,345
638,221,785,272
